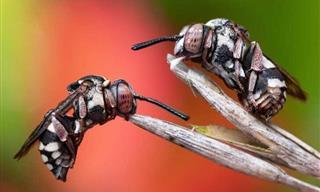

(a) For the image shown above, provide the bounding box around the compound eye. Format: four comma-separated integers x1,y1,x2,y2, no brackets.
116,83,134,114
184,24,204,54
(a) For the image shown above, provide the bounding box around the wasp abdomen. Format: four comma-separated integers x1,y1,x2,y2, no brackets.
244,65,287,120
39,130,72,181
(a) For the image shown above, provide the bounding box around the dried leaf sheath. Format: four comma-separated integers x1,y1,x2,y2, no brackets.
193,125,289,167
129,114,320,192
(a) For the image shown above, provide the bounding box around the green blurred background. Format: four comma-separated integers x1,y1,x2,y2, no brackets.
1,0,319,191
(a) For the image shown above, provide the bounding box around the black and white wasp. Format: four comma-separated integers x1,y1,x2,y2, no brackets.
132,18,307,120
14,75,189,181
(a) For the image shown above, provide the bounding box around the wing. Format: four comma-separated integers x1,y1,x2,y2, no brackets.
14,84,90,160
14,111,53,159
264,54,307,100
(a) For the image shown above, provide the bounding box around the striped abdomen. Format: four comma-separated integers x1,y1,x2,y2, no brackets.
38,120,76,181
245,65,287,120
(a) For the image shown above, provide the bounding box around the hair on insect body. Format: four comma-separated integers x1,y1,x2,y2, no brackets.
132,18,307,121
14,75,189,181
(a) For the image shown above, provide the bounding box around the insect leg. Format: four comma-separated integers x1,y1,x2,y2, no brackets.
233,38,245,91
51,91,90,166
78,95,87,119
52,113,77,165
245,42,264,108
72,95,88,135
234,61,244,91
247,72,258,107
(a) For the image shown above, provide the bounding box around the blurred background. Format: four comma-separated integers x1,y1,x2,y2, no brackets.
1,0,319,191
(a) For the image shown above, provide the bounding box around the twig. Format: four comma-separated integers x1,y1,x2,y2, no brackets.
129,114,320,192
167,54,320,178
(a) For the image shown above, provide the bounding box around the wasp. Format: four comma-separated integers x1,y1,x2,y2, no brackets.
14,75,189,181
132,18,307,120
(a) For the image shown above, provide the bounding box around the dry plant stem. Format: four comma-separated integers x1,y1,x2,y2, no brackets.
167,54,320,178
193,125,290,167
270,124,320,159
129,114,320,192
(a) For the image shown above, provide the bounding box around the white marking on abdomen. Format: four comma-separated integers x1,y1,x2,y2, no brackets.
45,142,59,152
56,158,62,165
46,163,53,170
41,154,48,162
268,78,286,88
52,151,62,159
39,142,45,150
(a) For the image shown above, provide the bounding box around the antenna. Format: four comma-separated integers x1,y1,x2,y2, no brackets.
134,95,189,121
131,35,183,50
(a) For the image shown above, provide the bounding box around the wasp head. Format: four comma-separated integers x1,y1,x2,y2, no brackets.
174,24,207,57
132,23,211,59
109,80,189,121
109,80,137,116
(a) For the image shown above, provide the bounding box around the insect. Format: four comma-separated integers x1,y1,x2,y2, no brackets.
14,75,189,181
132,18,307,120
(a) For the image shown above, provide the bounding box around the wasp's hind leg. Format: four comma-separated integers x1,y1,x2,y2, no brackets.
51,113,78,166
233,37,246,91
244,41,264,109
